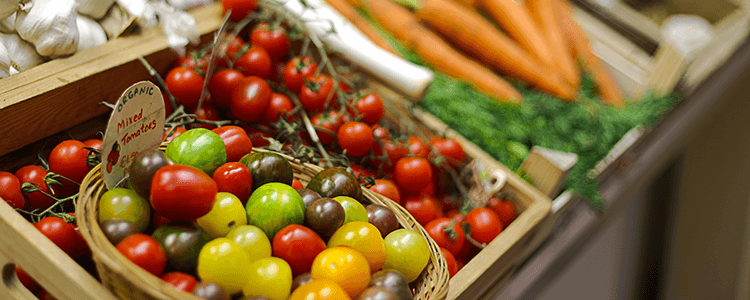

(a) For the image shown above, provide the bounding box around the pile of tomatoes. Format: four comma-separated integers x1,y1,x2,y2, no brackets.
98,126,431,300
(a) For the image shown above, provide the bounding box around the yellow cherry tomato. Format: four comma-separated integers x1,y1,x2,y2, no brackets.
195,192,248,238
226,224,272,262
242,257,293,300
382,229,431,282
327,221,386,272
310,246,370,298
196,238,252,294
288,279,352,300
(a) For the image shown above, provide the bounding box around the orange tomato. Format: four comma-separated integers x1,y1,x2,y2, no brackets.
288,279,352,300
327,221,386,271
310,246,371,298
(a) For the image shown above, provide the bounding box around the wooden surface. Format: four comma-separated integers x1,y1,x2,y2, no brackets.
0,3,223,158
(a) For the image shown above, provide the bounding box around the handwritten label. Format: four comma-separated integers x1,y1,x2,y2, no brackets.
101,81,165,189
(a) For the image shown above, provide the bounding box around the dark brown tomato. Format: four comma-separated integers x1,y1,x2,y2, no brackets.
305,198,345,238
291,272,313,292
192,282,231,300
239,152,293,190
101,219,141,245
358,286,400,300
128,149,173,200
296,188,322,208
151,222,211,272
366,204,399,238
305,168,363,201
368,270,412,300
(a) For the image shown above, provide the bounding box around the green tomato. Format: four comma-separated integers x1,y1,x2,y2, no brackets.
197,238,252,295
165,128,227,175
151,222,211,273
242,257,293,300
333,196,368,224
98,188,150,232
226,225,272,262
195,192,248,238
382,229,431,283
245,182,305,240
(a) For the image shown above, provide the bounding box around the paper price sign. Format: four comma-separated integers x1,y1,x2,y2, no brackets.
101,81,165,189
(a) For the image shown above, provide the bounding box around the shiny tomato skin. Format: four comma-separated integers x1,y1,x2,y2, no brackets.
217,36,245,68
309,111,341,146
272,224,327,276
35,216,78,257
403,194,443,226
161,272,199,293
310,246,370,298
371,125,390,140
209,69,245,109
212,126,253,162
445,209,464,224
337,122,374,157
82,139,103,150
407,135,430,158
0,171,25,209
15,165,53,210
464,207,503,245
235,46,273,79
300,75,336,113
288,279,351,300
488,197,516,227
372,140,408,171
213,162,253,205
283,56,317,94
425,217,465,256
430,137,466,169
264,93,294,124
222,0,258,22
292,178,303,190
393,157,433,193
165,67,204,108
230,76,272,123
251,22,291,61
440,247,458,278
192,103,221,130
350,91,384,125
116,233,168,276
242,125,274,147
163,126,187,143
150,165,218,221
48,139,90,196
369,179,401,205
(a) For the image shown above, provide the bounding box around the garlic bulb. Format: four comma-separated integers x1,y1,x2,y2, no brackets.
15,0,80,57
0,13,14,33
152,1,198,57
0,41,11,78
0,0,20,20
0,32,43,71
166,0,213,11
116,0,157,28
76,14,106,51
76,0,115,20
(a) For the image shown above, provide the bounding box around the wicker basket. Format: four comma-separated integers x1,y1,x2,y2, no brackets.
76,147,449,300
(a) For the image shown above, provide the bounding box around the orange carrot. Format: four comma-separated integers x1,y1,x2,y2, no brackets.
401,0,575,101
554,0,624,107
473,0,555,71
526,0,580,89
354,0,522,103
323,0,401,56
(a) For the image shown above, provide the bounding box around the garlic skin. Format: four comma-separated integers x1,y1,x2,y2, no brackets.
76,14,106,51
0,32,43,71
15,0,80,57
0,13,14,33
166,0,213,11
0,0,20,20
152,1,198,57
76,0,115,20
117,0,158,28
0,41,11,78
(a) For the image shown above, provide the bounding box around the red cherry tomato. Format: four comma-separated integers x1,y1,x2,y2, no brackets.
264,93,294,123
152,212,174,229
425,217,465,256
487,197,516,227
372,140,408,170
430,138,466,169
372,125,390,140
116,233,167,276
48,139,91,196
209,69,245,109
273,224,327,276
407,136,430,158
337,122,374,157
0,171,25,209
212,126,253,162
82,139,103,151
283,56,317,94
150,165,218,221
217,36,245,68
15,165,53,210
445,209,464,224
222,0,258,22
393,157,433,193
192,103,221,130
309,111,342,146
369,179,401,205
403,194,443,226
165,67,204,108
35,216,78,256
300,74,337,113
440,247,458,278
348,164,375,185
242,125,274,147
161,272,199,293
15,266,39,293
292,178,303,190
230,76,272,123
349,91,384,125
464,207,503,245
251,22,291,61
235,45,273,79
164,126,187,143
212,162,253,205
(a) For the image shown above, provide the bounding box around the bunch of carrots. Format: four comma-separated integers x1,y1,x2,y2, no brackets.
324,0,624,107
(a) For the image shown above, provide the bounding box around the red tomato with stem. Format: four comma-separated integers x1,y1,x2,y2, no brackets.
430,138,466,169
273,224,327,276
348,164,375,185
425,217,465,256
164,126,187,143
372,140,408,171
82,139,103,151
464,207,503,245
15,266,39,293
403,194,443,226
212,126,253,162
300,75,337,113
309,111,342,146
393,157,433,193
283,56,317,94
217,36,245,68
488,197,516,227
230,76,272,123
192,103,221,130
116,233,167,276
407,136,430,158
150,165,218,221
209,69,245,109
234,45,272,79
161,272,199,293
445,209,464,224
372,125,390,140
222,0,257,22
251,22,291,61
165,67,204,108
15,165,53,210
212,162,253,205
48,139,90,196
349,91,384,125
264,93,294,123
35,216,78,256
242,125,274,147
368,179,401,205
337,122,374,157
152,212,173,229
0,171,25,209
292,178,303,190
440,247,458,278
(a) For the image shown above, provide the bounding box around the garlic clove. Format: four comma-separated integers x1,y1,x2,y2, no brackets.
75,0,115,20
0,41,11,78
0,12,15,33
15,0,80,58
0,32,44,71
76,13,107,51
0,0,21,20
116,0,158,29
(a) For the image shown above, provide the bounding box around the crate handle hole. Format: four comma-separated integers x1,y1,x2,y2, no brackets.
2,263,16,288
